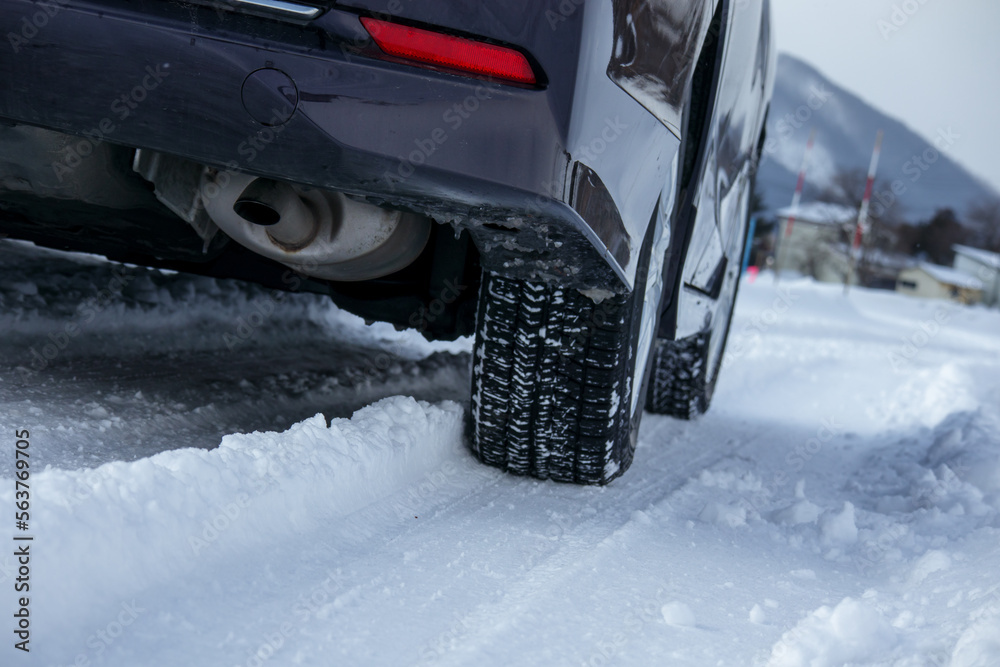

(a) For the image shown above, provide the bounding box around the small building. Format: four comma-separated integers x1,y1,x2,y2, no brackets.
774,202,858,283
896,263,983,305
952,244,1000,307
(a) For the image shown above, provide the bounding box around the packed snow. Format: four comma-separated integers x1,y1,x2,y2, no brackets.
1,238,999,666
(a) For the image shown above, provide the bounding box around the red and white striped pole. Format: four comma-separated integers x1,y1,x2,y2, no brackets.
784,128,817,238
853,129,884,250
774,128,816,282
846,130,884,294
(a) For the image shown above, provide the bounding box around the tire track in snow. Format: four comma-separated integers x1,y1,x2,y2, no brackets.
299,419,743,667
51,413,740,667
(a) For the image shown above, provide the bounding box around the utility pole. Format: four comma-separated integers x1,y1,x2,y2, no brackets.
845,130,884,295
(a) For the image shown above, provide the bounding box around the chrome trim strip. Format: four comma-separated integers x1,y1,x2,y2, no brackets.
227,0,321,20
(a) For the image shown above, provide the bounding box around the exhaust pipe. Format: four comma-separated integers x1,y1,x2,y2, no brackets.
233,179,319,250
201,172,431,281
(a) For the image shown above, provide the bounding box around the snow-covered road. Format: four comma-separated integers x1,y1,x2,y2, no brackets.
1,239,998,666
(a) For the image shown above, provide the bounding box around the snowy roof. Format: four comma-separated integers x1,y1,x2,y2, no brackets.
952,244,1000,270
917,263,984,290
776,202,858,226
830,242,916,270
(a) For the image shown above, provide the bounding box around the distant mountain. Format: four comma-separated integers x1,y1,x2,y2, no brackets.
757,54,999,223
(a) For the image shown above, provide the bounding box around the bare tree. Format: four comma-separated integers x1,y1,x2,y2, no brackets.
911,209,968,265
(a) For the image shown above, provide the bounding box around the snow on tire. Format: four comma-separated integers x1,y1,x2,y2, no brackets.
469,272,646,485
645,331,712,419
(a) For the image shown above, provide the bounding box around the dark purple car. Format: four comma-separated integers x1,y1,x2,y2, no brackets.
0,0,774,484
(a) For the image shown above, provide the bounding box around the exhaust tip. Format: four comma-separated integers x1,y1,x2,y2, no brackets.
232,177,320,250
233,198,281,226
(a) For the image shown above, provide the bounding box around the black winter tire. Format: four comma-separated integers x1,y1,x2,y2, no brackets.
469,273,648,485
644,331,713,419
645,175,753,420
469,218,659,485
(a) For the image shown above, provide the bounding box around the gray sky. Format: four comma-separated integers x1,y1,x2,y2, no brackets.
770,0,1000,195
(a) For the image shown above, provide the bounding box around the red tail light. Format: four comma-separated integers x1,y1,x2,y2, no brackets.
360,17,537,86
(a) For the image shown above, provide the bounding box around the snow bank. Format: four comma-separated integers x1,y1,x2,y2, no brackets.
766,598,897,667
951,613,1000,667
0,397,467,655
924,409,1000,498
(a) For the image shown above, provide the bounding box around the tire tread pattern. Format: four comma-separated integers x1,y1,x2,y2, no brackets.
644,332,711,419
471,272,635,485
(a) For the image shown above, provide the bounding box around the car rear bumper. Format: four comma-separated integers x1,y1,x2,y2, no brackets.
2,0,648,287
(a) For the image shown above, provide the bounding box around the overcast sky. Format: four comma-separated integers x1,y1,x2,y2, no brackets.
769,0,1000,195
